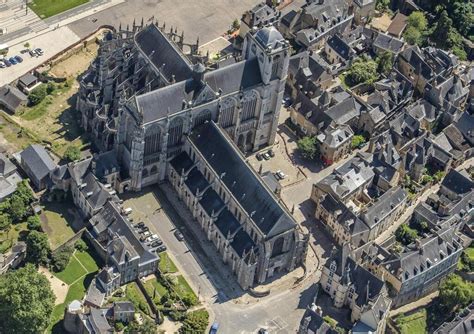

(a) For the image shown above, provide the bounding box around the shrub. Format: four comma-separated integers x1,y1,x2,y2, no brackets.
46,82,56,95
63,145,81,162
51,245,74,272
297,136,318,160
74,239,88,252
28,85,47,106
27,215,42,231
179,310,209,334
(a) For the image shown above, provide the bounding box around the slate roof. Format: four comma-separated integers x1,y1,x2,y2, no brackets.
20,144,57,181
255,26,285,49
434,303,474,334
361,187,407,228
199,188,224,216
327,34,354,61
170,151,195,173
114,301,135,313
189,122,296,238
93,151,120,180
454,112,474,144
230,228,256,257
299,308,338,334
86,308,113,333
325,96,362,125
184,167,209,195
373,33,404,53
0,84,27,112
81,173,111,211
134,24,192,82
441,169,474,196
214,208,241,237
0,153,16,176
18,73,38,87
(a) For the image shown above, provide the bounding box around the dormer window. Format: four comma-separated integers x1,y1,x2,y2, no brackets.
426,259,432,268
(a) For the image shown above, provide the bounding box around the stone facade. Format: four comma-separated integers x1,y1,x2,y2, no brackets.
77,22,289,192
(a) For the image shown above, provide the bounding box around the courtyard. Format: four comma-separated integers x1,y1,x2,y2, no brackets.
40,200,78,250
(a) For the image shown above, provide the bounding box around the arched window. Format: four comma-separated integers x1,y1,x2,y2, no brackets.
144,125,161,156
168,117,184,146
125,117,135,151
241,91,258,121
193,109,211,127
150,165,158,175
142,168,149,178
219,98,236,128
272,54,281,78
271,237,285,257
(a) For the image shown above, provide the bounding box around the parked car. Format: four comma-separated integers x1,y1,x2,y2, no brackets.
209,322,219,334
267,149,275,157
174,230,184,241
275,170,286,180
262,152,270,160
29,50,37,57
8,57,17,65
3,59,11,67
258,329,268,334
34,48,43,56
0,62,5,68
256,152,263,161
151,240,163,248
155,245,167,252
136,222,145,228
14,55,23,63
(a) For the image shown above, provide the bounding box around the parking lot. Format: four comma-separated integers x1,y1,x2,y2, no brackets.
0,26,80,86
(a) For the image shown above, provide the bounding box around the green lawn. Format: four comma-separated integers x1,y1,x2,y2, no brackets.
41,201,76,250
28,0,89,19
465,247,474,260
395,309,428,334
143,278,168,306
174,275,197,300
126,282,152,316
49,250,99,333
159,252,178,274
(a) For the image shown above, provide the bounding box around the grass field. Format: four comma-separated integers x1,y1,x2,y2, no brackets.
126,282,152,316
159,252,178,274
174,275,197,300
143,278,168,306
28,0,89,19
395,309,427,334
0,113,38,153
41,201,76,250
49,250,99,333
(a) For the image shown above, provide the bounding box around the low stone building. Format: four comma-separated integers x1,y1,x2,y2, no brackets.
19,144,57,191
316,124,353,165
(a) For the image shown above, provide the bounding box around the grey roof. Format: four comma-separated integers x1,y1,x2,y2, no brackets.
319,125,353,148
114,301,135,313
93,151,120,180
20,144,57,181
214,208,241,237
81,173,110,210
87,308,113,333
327,34,354,61
0,84,27,112
261,171,281,194
18,73,38,87
325,96,362,125
434,304,474,334
300,308,338,334
361,187,407,228
230,228,256,257
0,153,16,176
254,26,284,49
454,112,474,143
373,33,404,53
134,24,192,82
189,122,296,238
441,169,474,196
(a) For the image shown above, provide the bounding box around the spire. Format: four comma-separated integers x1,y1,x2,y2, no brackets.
119,22,121,31
141,17,144,26
133,18,136,27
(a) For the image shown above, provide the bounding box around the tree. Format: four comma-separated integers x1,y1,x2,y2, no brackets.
9,194,29,222
451,1,473,37
180,310,209,334
64,145,81,162
232,19,240,30
27,215,42,231
75,239,88,251
407,11,428,31
46,82,56,95
16,180,34,204
297,136,318,160
404,26,423,45
395,224,418,245
0,213,11,231
26,231,50,265
351,135,366,149
125,318,157,334
376,51,393,76
0,264,55,333
346,57,378,86
51,245,74,272
23,42,30,49
375,0,390,12
439,274,474,311
28,85,47,106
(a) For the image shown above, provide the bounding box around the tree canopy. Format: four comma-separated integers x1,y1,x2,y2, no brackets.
403,12,428,46
63,145,81,162
26,230,51,265
0,264,55,333
179,310,209,334
376,51,393,76
395,224,418,245
297,136,318,160
439,274,474,312
346,57,378,86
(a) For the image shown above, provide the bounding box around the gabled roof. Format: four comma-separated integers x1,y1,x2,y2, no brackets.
189,122,296,238
20,144,57,181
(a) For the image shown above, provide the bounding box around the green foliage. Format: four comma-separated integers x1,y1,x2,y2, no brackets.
28,85,47,107
232,19,240,30
434,171,446,183
0,181,34,228
439,274,474,312
168,310,186,322
421,174,434,185
179,309,209,334
403,12,428,46
408,11,428,31
125,318,157,334
411,220,429,234
115,321,125,331
26,230,50,265
404,26,423,45
297,136,318,160
26,215,42,231
51,245,74,272
459,251,474,272
74,238,88,252
0,263,55,333
0,213,12,231
323,315,338,328
63,145,81,162
395,224,418,245
376,51,393,76
46,82,56,95
346,56,378,86
375,0,390,12
351,135,366,149
182,293,198,308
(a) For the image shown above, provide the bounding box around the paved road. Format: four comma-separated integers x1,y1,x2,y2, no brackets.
68,0,262,42
124,187,318,334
